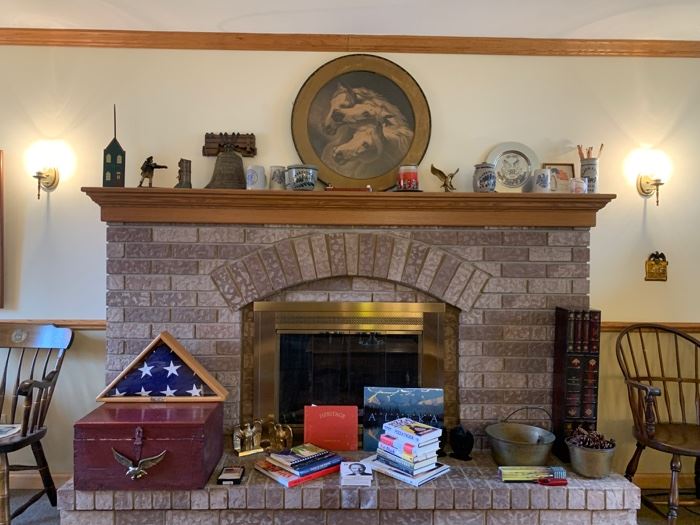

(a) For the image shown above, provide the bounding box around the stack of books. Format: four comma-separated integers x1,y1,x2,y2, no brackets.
365,417,449,486
254,443,342,487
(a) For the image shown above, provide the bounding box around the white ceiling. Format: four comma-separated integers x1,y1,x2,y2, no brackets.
2,0,699,40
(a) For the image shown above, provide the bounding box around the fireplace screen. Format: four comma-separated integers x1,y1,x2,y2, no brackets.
253,302,444,428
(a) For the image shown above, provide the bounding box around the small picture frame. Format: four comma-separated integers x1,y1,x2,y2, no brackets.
543,163,575,193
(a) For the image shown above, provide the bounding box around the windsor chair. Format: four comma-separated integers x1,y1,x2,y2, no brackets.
0,323,73,524
616,323,700,525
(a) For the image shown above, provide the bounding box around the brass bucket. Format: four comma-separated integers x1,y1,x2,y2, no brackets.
485,407,555,466
566,440,615,478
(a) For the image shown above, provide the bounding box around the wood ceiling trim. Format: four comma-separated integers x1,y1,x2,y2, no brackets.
1,28,699,57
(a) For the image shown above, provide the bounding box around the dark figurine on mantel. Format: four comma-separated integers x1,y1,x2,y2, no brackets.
174,159,192,188
430,164,459,192
138,156,167,188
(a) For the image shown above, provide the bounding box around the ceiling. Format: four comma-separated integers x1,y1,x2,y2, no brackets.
1,0,699,40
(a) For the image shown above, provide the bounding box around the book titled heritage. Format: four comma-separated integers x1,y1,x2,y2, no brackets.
268,443,330,467
304,405,358,451
266,451,342,477
382,418,442,445
363,455,449,487
254,459,340,488
363,387,444,451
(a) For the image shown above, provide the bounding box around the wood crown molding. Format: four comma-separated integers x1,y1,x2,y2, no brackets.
82,187,615,228
1,28,700,57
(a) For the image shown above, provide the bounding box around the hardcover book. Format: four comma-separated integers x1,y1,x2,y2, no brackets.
269,443,330,467
362,455,449,487
340,461,373,486
382,418,442,445
254,459,339,488
377,439,439,463
553,307,602,461
304,405,358,451
363,387,444,451
266,452,342,477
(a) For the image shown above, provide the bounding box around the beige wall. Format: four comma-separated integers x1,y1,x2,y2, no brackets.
0,46,699,476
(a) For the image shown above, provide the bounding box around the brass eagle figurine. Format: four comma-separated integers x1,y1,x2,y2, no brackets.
430,164,459,192
112,448,167,480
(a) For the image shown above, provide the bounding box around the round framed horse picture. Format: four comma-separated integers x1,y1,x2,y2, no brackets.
291,54,431,191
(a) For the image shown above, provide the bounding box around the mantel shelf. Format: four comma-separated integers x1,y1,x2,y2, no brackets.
82,187,615,227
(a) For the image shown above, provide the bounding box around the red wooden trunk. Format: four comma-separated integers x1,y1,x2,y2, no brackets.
74,402,223,490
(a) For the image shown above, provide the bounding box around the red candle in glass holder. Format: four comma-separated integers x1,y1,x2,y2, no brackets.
397,165,419,190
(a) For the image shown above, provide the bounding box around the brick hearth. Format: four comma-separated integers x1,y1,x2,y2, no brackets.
58,452,640,525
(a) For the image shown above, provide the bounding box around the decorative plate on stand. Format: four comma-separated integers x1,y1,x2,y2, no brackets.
486,142,539,192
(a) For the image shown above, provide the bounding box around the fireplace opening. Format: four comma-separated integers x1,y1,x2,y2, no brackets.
253,302,444,432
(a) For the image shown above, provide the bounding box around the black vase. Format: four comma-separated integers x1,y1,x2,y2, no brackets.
449,426,474,461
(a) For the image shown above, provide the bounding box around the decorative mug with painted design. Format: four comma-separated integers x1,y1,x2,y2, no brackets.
245,165,267,190
473,163,496,192
531,168,555,192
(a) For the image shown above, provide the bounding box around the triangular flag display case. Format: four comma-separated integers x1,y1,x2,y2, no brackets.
97,331,228,402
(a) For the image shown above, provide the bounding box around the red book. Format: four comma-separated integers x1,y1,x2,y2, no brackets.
254,459,340,488
304,405,358,451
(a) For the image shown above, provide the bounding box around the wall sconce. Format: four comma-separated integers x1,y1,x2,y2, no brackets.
626,147,672,207
32,168,59,200
636,174,664,206
24,139,75,201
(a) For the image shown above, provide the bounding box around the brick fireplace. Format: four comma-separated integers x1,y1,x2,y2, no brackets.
58,189,643,525
93,189,613,449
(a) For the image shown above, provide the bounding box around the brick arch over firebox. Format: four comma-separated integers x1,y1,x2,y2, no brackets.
209,232,492,310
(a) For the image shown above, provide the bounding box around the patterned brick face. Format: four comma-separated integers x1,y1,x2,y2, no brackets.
104,224,590,440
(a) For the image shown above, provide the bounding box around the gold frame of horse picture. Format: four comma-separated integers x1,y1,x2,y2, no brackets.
291,54,431,191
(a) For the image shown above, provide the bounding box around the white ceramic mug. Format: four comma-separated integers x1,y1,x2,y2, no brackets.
532,168,555,192
269,166,286,190
569,178,588,194
245,165,267,190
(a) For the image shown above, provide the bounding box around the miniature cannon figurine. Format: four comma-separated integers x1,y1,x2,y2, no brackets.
138,156,168,188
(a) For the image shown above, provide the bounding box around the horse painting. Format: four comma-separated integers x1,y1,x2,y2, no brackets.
317,83,414,179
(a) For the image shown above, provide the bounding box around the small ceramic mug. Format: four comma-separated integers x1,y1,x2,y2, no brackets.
269,166,286,190
246,165,267,190
473,163,496,192
569,178,588,194
532,168,555,192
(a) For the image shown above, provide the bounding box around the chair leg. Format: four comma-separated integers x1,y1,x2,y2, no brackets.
668,454,681,525
695,456,699,500
31,440,56,506
0,453,9,525
625,442,645,482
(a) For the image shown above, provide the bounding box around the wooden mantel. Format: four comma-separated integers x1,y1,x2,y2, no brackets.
82,187,615,227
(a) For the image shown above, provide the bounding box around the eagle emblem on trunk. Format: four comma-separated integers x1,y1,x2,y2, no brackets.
112,448,166,480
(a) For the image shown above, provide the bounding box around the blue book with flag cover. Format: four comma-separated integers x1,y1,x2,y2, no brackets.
362,387,444,451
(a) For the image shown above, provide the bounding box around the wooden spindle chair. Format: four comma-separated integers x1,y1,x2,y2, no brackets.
0,323,73,524
616,323,700,525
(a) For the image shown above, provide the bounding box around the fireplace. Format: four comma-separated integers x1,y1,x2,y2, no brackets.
252,302,444,431
88,189,614,449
